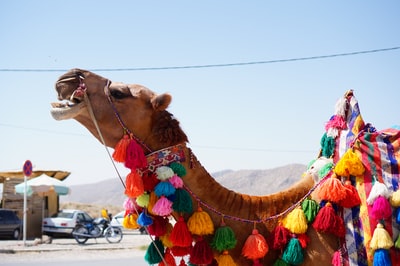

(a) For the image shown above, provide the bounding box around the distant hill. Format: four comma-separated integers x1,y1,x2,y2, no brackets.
61,164,307,208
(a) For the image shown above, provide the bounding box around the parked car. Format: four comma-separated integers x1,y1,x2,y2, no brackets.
110,211,146,234
42,209,93,236
0,209,22,240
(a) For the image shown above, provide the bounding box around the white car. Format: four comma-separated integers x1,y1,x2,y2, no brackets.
42,209,93,236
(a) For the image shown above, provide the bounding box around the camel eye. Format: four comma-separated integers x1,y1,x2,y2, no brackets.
110,89,128,99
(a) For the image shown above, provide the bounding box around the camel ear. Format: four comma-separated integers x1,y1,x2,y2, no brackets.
151,93,171,111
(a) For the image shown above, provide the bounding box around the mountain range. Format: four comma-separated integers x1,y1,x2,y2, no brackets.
61,164,307,207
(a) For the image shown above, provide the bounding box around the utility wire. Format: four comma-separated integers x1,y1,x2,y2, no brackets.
0,46,399,72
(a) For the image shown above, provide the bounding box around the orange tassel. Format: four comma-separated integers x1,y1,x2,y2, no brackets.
125,170,145,198
241,228,269,260
318,174,347,203
216,250,237,266
112,134,131,162
187,207,214,236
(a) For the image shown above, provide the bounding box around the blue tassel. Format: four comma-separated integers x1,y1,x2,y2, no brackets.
154,181,176,197
373,249,391,266
395,208,400,224
137,211,153,226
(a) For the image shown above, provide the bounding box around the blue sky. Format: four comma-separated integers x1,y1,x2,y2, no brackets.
1,1,399,186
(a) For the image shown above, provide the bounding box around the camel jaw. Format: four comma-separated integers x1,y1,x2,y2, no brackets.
50,101,86,120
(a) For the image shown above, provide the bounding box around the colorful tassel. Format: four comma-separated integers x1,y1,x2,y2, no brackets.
371,195,392,220
320,133,335,158
282,237,304,265
334,149,365,177
123,197,141,213
241,229,269,260
211,223,237,252
137,210,153,227
216,250,236,266
373,249,392,266
297,233,310,249
148,216,168,237
331,250,342,266
369,223,394,250
390,189,400,207
160,222,173,248
395,208,400,224
281,208,308,234
152,196,173,216
395,233,400,248
124,138,147,170
112,134,131,162
170,216,193,247
169,174,184,188
338,179,361,208
125,170,145,198
187,207,214,235
178,258,187,266
155,181,176,197
156,166,175,180
145,238,165,264
143,172,160,192
147,191,158,215
158,248,177,266
136,192,150,207
122,213,139,229
366,181,391,205
301,198,320,223
189,237,214,265
271,223,291,250
317,174,347,203
170,162,187,177
318,161,334,179
172,188,193,214
325,115,347,131
312,202,345,237
171,245,192,257
273,258,290,266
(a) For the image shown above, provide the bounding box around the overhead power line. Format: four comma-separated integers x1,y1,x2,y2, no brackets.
0,46,399,73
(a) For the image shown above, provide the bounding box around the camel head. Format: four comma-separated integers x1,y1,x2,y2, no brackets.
51,68,188,152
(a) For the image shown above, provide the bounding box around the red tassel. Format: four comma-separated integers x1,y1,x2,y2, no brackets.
178,258,187,266
125,137,148,170
252,259,263,266
125,170,144,198
143,172,160,192
148,216,168,237
338,180,361,208
371,195,392,220
189,236,214,265
171,245,192,257
272,224,291,250
112,134,131,162
158,248,177,266
170,216,193,247
332,250,343,266
297,233,310,249
312,202,345,237
241,229,269,260
318,175,347,203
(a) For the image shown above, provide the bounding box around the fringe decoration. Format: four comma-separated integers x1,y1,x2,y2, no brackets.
156,166,175,180
366,181,391,205
170,162,187,177
112,134,131,162
136,192,150,207
331,250,343,266
155,181,176,197
152,196,173,216
271,223,291,250
125,170,145,198
216,250,237,266
338,179,361,208
282,237,304,265
189,236,214,265
169,174,184,188
158,248,177,266
281,208,308,234
370,195,392,220
373,249,392,266
125,138,147,170
301,198,320,223
172,188,193,214
170,216,193,247
137,210,153,227
370,223,394,250
317,174,347,203
312,202,345,237
145,238,165,264
211,223,237,252
187,207,215,235
273,258,290,266
148,216,168,237
241,229,269,260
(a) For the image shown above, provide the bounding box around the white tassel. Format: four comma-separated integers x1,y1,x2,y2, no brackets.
327,128,339,138
334,97,347,117
367,181,391,205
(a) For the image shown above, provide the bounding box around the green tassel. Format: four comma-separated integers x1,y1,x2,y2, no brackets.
273,258,290,266
172,188,193,214
211,225,237,252
318,161,334,178
282,238,304,265
301,198,320,223
320,133,335,158
170,162,187,177
395,234,400,249
144,238,165,264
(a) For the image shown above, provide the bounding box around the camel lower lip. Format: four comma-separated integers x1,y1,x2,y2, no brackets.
50,101,86,120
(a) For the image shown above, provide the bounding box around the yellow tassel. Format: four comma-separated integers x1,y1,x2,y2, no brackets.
187,207,214,235
334,149,365,177
122,213,139,229
282,207,308,234
370,223,394,250
147,191,158,215
216,251,237,266
390,189,400,207
160,222,174,248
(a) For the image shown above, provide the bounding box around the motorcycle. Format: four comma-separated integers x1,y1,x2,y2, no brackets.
72,216,123,244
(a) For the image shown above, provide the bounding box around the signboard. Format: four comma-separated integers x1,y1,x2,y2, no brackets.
23,160,32,177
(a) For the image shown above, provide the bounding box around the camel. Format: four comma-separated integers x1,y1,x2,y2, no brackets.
51,69,389,265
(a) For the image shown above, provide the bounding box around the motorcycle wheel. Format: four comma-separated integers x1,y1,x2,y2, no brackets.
73,225,89,244
104,226,123,243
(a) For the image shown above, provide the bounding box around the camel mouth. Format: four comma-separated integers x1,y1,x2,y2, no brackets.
50,99,86,121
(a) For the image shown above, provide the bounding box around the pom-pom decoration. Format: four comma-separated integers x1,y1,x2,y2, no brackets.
169,162,187,177
301,198,320,223
136,192,150,207
156,166,175,181
317,174,347,203
366,181,391,205
282,237,304,265
123,197,141,213
187,207,215,235
124,138,148,170
172,188,193,214
281,208,308,234
137,210,153,227
370,195,392,220
241,229,269,260
169,174,184,188
154,181,176,197
334,149,365,177
152,196,173,216
143,172,160,192
125,170,145,198
369,223,394,250
112,134,131,162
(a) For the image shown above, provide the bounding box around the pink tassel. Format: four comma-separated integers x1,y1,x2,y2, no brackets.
252,259,262,266
169,174,184,188
125,138,148,170
325,115,347,131
371,195,392,220
152,196,173,216
331,250,343,266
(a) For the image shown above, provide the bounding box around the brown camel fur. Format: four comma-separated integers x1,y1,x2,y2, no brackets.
51,68,338,265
